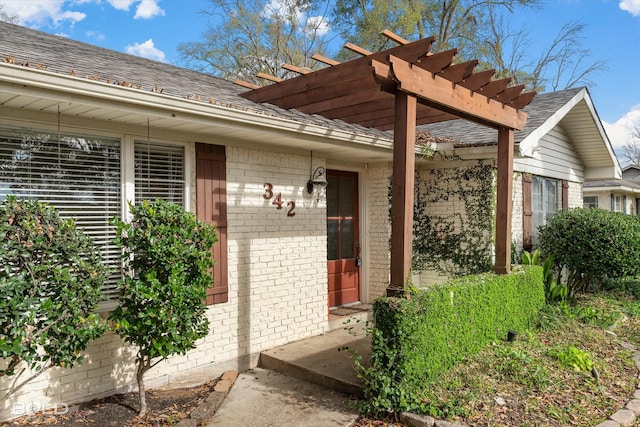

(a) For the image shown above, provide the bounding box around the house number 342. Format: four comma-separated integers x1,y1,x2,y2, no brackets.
263,183,296,217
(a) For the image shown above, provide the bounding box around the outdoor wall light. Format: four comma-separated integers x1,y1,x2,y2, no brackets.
306,166,328,194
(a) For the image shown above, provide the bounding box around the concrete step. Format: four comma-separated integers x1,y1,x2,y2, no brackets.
258,323,371,398
328,303,374,331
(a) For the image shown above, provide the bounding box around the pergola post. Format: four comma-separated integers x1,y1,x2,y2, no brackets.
494,127,514,274
387,92,417,296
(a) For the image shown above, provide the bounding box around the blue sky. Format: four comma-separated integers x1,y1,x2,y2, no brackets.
1,0,639,154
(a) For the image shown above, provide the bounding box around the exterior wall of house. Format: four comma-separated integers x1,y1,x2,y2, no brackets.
409,162,494,287
584,189,638,215
366,162,392,300
514,125,585,183
0,120,329,419
511,172,524,259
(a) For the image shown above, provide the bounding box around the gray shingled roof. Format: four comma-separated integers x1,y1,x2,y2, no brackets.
0,20,580,145
584,179,640,189
0,21,391,139
420,87,584,146
587,166,640,189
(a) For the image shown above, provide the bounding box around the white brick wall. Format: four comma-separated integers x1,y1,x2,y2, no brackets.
1,145,329,420
366,163,392,299
511,172,524,257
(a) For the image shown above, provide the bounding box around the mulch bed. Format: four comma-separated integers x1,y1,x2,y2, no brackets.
1,378,219,427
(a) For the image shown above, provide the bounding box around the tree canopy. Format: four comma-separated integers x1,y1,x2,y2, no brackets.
178,0,334,85
178,0,606,92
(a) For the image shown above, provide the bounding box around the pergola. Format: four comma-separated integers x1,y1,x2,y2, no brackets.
237,31,536,295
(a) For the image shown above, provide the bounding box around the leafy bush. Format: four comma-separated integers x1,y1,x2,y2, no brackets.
538,208,640,298
109,199,217,416
522,249,567,303
0,196,108,401
356,267,545,416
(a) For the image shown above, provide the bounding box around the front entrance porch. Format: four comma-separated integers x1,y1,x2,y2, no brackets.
259,305,373,397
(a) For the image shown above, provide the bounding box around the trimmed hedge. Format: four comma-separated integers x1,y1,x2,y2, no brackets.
539,208,640,297
358,266,545,415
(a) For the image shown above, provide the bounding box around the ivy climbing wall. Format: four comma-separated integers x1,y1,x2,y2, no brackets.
410,158,496,286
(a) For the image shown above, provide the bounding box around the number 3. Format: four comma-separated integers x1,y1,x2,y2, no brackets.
263,183,273,200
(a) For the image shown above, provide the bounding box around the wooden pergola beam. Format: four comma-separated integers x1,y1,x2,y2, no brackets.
372,56,528,130
256,72,283,83
260,74,378,111
243,37,435,104
459,69,495,91
438,59,478,83
357,108,457,129
312,53,340,66
282,64,311,75
344,42,372,56
415,48,458,73
381,29,409,45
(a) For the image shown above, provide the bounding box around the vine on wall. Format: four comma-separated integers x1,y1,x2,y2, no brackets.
390,155,496,278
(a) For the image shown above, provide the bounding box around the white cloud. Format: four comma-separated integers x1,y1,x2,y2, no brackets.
107,0,136,11
603,105,640,150
620,0,640,16
134,0,164,19
0,0,86,26
306,15,330,36
85,29,106,42
125,38,166,62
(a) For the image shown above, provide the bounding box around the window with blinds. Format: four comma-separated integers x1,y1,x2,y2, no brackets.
134,141,185,205
0,126,122,300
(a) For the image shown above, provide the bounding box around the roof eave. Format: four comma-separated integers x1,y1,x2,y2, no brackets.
0,63,395,160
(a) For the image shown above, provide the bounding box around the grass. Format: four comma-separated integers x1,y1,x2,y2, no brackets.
355,290,640,427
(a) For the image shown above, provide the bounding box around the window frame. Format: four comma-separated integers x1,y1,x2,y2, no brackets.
530,175,560,247
0,126,192,309
583,196,598,209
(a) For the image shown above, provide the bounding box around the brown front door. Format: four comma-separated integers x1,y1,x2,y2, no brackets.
327,170,359,307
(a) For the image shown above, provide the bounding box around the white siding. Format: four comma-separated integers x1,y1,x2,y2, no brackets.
515,125,585,182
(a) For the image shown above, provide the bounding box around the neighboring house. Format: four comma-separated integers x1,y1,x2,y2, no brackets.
0,21,619,419
583,165,640,215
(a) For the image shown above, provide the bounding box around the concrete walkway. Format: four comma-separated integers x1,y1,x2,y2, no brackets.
206,367,359,426
206,308,372,427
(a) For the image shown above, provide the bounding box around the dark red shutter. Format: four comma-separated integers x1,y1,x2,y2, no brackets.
522,174,532,252
562,180,569,210
196,143,228,305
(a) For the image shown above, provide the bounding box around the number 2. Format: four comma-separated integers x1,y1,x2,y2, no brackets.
287,201,296,217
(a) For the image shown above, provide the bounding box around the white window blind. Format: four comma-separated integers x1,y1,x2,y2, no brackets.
0,126,122,300
531,175,559,247
134,141,185,206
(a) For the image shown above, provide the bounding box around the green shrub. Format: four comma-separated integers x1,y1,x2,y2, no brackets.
538,208,640,298
522,249,567,303
110,199,217,416
357,266,545,416
0,196,108,401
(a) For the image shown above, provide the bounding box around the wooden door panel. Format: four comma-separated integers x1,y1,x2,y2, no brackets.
327,170,359,308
